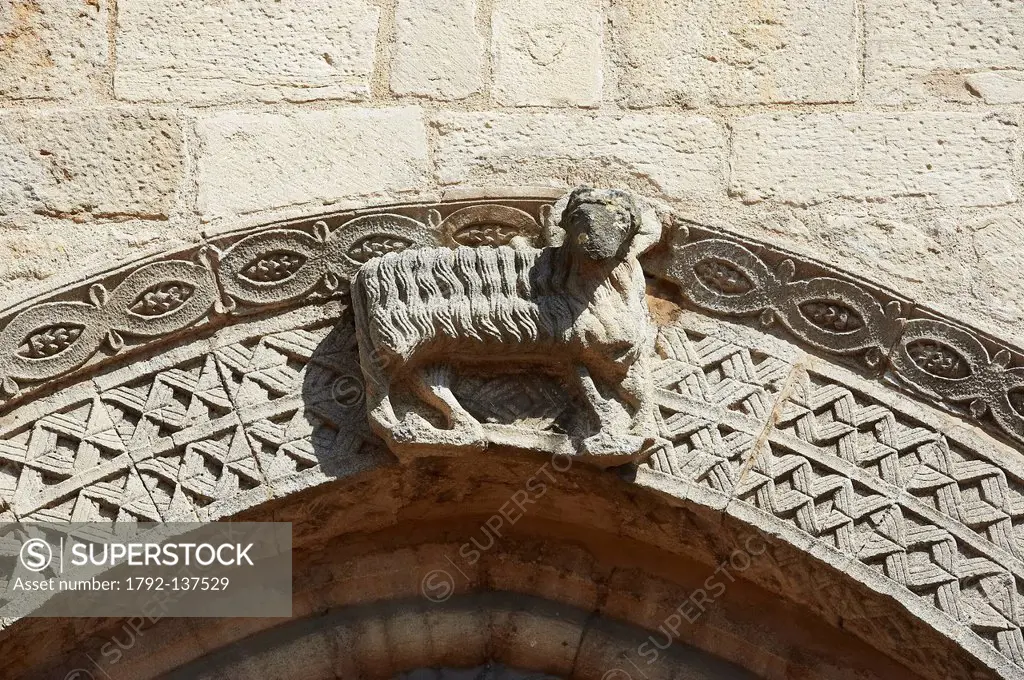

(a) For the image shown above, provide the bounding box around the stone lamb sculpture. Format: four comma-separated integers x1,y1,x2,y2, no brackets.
351,187,664,467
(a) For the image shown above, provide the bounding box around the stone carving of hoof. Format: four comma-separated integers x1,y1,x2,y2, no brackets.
444,419,489,453
391,413,488,455
580,431,647,466
389,412,434,444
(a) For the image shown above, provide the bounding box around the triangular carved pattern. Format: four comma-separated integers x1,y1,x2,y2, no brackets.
0,311,377,522
778,374,1024,563
735,444,893,555
653,325,791,421
651,415,755,497
102,355,235,455
714,521,973,677
0,395,159,522
648,318,1024,667
649,324,792,496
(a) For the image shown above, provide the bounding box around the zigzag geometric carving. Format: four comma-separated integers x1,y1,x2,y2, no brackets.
647,315,1024,678
1,193,1022,451
650,322,791,497
0,306,382,523
0,191,1022,679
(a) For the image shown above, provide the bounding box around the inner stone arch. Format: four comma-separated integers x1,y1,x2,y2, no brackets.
7,458,943,680
394,665,565,680
0,189,1022,680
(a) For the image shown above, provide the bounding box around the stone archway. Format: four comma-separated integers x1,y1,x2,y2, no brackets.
0,190,1022,680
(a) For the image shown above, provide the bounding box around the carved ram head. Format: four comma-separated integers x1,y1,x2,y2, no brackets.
558,186,663,261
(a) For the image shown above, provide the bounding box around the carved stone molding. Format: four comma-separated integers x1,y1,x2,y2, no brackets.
650,236,904,363
646,217,1024,452
0,256,219,400
646,311,1024,678
0,198,552,410
0,191,1020,453
1,189,1024,678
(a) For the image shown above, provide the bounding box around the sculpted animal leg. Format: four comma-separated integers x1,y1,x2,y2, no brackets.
415,365,480,428
367,394,399,431
398,364,486,452
357,345,399,435
614,359,655,432
616,358,666,462
575,364,621,431
575,364,646,465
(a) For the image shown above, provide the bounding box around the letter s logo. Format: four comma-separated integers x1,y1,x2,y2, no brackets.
20,538,52,573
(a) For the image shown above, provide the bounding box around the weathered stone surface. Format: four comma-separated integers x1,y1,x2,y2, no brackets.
966,211,1024,336
115,0,379,104
0,0,108,100
196,107,430,220
966,71,1024,104
0,217,198,306
1,191,1024,678
353,188,664,467
731,113,1018,207
492,0,603,107
609,0,858,107
0,108,183,219
392,0,484,100
807,208,992,334
652,194,1024,348
866,0,1024,103
433,112,726,198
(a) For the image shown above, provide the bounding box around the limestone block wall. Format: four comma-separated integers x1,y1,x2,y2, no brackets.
0,0,1022,343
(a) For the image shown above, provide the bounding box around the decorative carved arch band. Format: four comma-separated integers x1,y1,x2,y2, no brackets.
0,190,1022,680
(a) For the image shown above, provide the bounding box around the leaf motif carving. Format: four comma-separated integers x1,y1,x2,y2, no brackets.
129,281,195,317
694,258,754,295
453,224,519,247
106,329,124,352
241,251,307,283
347,235,414,263
906,339,972,379
799,301,864,333
0,376,18,397
18,323,86,359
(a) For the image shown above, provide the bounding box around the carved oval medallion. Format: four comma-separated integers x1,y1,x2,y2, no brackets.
906,339,972,379
129,281,195,317
241,251,308,283
799,301,864,333
693,259,754,296
1009,388,1024,418
18,324,86,359
347,235,414,263
452,224,520,247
